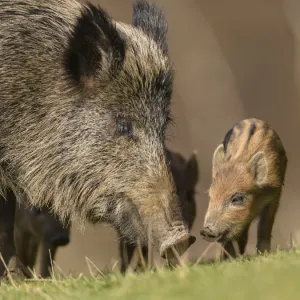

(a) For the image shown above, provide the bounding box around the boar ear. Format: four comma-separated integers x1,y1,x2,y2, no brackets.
65,4,125,88
248,152,268,186
186,151,199,188
132,0,168,55
212,144,225,178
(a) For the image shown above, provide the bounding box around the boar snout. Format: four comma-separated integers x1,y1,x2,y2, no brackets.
49,233,70,247
200,226,220,242
159,224,196,263
160,233,195,260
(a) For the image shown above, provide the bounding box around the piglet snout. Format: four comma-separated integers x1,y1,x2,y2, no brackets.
200,226,220,242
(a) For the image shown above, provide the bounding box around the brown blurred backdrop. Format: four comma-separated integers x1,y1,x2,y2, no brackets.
49,0,300,275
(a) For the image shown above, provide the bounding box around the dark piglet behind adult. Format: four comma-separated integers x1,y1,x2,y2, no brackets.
14,199,71,278
0,0,195,281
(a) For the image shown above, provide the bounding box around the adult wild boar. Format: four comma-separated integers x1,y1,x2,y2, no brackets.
0,0,195,281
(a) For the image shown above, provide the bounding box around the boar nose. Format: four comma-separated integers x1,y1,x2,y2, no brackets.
160,231,196,262
49,233,70,247
200,226,219,241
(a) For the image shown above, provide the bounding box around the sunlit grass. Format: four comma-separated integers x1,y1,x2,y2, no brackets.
1,248,300,299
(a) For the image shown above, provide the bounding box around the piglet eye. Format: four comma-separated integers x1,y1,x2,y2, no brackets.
116,118,133,137
230,193,246,206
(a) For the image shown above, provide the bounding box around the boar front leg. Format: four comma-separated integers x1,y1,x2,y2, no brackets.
119,235,149,273
119,237,136,274
257,192,280,254
135,246,148,272
0,194,28,282
222,225,249,259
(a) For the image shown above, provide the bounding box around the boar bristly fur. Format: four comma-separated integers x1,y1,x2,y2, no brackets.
200,119,287,259
0,0,195,280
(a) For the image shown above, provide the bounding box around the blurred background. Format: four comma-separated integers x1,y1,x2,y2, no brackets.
50,0,300,275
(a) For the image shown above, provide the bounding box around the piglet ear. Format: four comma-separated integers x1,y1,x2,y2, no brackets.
65,4,125,89
212,144,225,178
248,152,268,186
132,0,168,55
185,151,199,189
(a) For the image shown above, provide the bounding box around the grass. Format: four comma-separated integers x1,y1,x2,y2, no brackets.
1,249,300,300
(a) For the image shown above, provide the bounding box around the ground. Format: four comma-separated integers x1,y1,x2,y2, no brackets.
1,249,300,300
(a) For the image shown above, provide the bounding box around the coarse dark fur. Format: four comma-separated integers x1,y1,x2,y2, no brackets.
0,0,195,281
200,119,287,259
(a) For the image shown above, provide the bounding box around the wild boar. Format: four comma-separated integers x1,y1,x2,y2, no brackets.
200,118,287,258
0,0,195,281
119,149,199,272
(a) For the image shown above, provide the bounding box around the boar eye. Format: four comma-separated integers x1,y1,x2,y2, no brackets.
116,117,133,137
230,193,246,206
